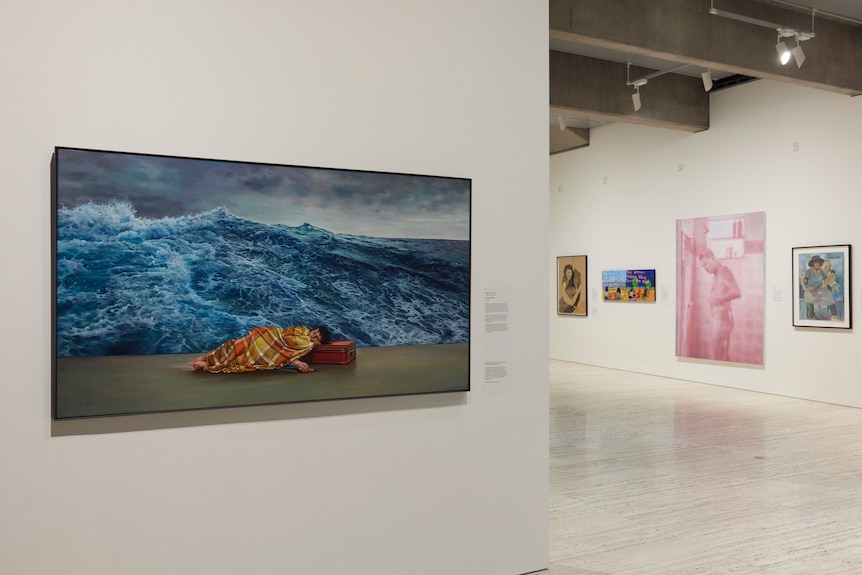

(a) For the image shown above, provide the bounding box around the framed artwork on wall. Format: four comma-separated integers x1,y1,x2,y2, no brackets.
52,147,471,419
600,269,656,301
792,245,851,329
557,255,587,316
676,211,765,365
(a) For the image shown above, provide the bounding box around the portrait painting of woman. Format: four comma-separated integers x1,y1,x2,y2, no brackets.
557,255,588,316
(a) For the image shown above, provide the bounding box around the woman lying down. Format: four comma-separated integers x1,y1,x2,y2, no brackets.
192,325,331,373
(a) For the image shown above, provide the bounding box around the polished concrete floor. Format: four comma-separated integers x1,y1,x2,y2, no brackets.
545,360,862,574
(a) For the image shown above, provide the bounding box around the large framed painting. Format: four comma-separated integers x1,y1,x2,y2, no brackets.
52,147,471,419
792,245,851,329
557,255,587,316
601,269,655,301
676,211,765,365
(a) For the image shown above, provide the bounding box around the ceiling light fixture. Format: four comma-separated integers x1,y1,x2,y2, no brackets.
702,70,713,92
558,114,567,131
626,62,692,112
776,30,793,65
627,62,644,111
710,1,815,68
631,86,643,111
792,32,812,68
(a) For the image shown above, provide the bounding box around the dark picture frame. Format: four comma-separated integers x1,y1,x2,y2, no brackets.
52,147,471,419
792,245,851,329
557,255,587,316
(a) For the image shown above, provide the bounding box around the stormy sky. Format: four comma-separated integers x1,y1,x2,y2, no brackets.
54,148,471,240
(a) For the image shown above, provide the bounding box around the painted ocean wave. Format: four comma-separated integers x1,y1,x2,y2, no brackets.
56,201,470,356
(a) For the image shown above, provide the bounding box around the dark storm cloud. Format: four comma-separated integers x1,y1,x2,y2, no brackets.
242,172,284,193
54,148,470,239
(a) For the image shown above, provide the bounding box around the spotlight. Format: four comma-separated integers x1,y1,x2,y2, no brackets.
630,78,646,111
792,42,805,68
776,39,791,65
791,32,812,68
701,70,713,92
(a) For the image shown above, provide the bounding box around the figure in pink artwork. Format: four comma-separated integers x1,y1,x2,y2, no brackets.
698,248,742,361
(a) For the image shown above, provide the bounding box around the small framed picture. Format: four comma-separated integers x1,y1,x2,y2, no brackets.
600,269,656,302
792,245,851,328
557,255,587,316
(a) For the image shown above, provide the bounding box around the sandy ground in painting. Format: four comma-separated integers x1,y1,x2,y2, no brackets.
55,343,469,419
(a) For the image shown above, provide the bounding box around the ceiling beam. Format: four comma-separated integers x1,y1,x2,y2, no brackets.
550,0,862,96
551,51,710,132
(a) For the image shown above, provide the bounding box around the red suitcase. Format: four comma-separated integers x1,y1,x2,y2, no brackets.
307,340,357,364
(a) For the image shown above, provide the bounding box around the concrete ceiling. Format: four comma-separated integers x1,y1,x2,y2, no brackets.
550,0,862,154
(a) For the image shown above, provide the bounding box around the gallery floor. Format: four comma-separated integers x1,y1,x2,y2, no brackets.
544,360,862,574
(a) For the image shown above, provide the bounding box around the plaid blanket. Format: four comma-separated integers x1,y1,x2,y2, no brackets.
202,325,316,373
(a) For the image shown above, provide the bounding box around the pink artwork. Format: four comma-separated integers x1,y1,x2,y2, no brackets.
676,212,764,365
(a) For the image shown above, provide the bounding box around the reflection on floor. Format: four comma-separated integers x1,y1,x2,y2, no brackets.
545,360,862,575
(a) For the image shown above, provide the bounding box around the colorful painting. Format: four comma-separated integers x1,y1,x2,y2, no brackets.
52,147,471,419
557,255,587,316
676,211,765,365
601,269,656,302
792,245,851,329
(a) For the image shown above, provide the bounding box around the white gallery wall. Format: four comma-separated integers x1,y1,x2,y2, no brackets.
551,79,862,408
0,2,549,575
